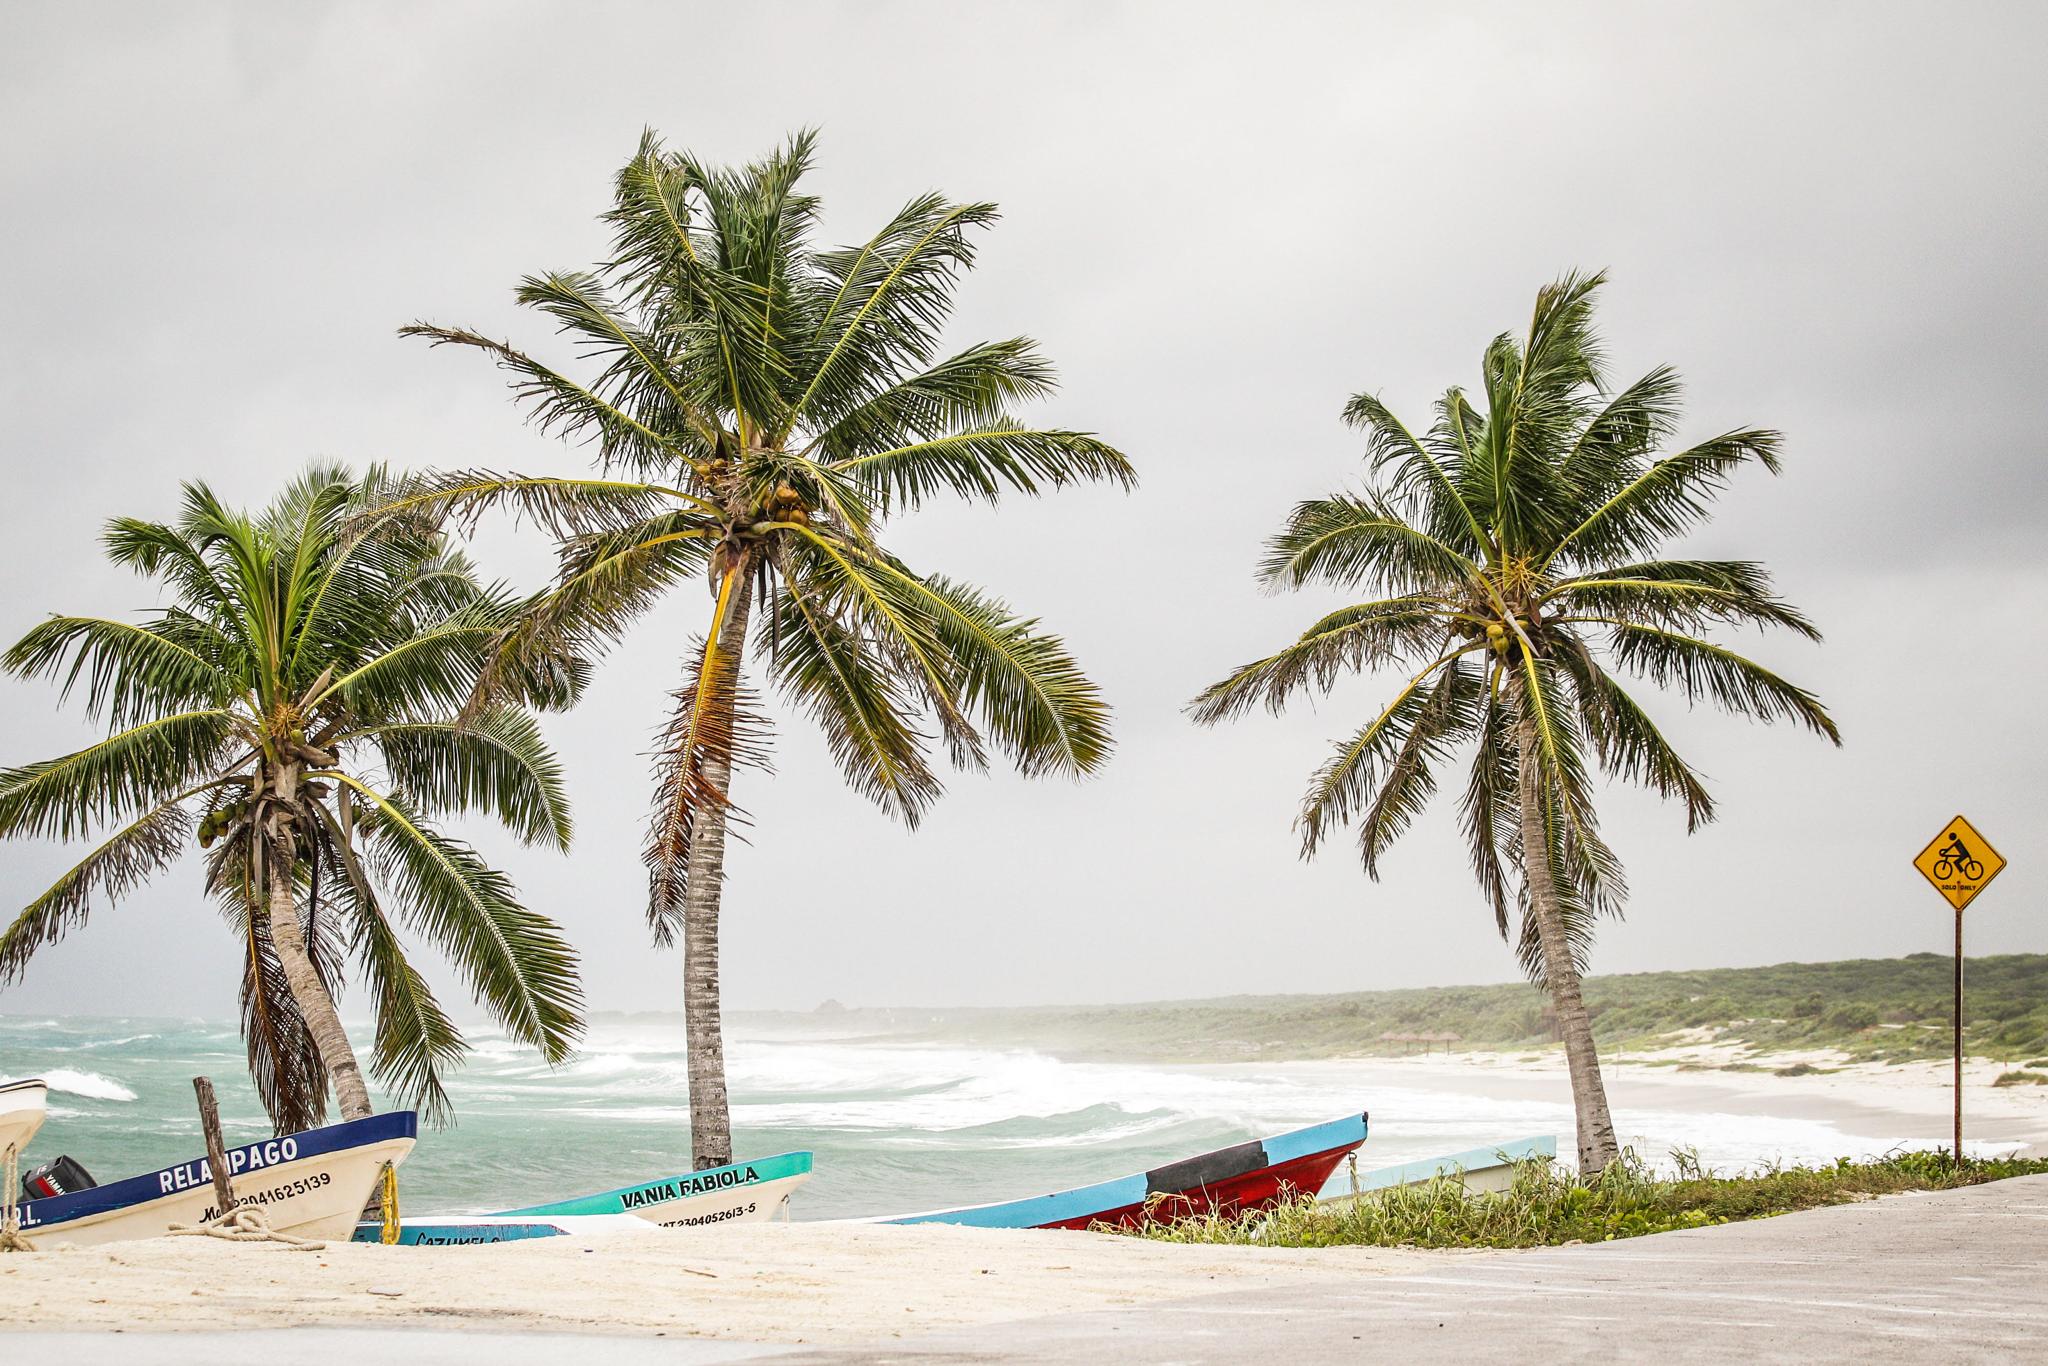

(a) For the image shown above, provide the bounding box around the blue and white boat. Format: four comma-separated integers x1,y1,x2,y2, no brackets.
354,1149,815,1245
13,1110,417,1248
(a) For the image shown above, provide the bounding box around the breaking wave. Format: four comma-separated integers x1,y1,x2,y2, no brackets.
42,1068,138,1101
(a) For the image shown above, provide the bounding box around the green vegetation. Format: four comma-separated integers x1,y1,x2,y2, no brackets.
1189,272,1837,1173
774,952,2048,1066
1134,1150,2048,1249
0,468,584,1129
1995,1071,2048,1088
390,132,1129,1168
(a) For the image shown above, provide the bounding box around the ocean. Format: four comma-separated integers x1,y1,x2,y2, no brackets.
1,1013,1950,1219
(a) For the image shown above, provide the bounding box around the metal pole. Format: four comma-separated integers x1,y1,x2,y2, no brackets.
1953,911,1964,1164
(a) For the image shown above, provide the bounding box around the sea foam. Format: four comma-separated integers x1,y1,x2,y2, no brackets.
42,1067,138,1101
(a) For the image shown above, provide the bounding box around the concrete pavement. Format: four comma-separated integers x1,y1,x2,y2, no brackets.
782,1174,2048,1363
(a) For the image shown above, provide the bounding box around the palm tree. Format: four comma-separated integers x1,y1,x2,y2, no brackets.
1193,272,1838,1173
0,466,585,1132
387,131,1132,1169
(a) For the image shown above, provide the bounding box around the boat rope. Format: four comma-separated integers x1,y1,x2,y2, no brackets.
379,1162,400,1245
1,1145,32,1253
167,1202,325,1250
1347,1152,1361,1201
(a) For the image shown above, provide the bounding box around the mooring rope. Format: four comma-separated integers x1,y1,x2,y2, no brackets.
167,1202,325,1250
1,1145,32,1252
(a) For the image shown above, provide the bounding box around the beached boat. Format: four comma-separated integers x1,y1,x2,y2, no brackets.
12,1110,417,1247
1,1077,47,1158
353,1149,815,1244
878,1112,1368,1230
358,1212,657,1246
1325,1135,1557,1203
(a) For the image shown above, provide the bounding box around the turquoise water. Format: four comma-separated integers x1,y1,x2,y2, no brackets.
1,1013,1953,1219
0,1014,1422,1219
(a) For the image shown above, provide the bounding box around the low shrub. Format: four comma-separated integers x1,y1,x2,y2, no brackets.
1128,1150,2048,1250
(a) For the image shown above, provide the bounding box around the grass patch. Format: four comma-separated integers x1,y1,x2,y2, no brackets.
1993,1070,2048,1087
1128,1150,2048,1250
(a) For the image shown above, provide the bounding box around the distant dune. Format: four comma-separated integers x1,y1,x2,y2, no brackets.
683,952,2048,1067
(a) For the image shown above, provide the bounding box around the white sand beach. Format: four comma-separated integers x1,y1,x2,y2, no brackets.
4,1049,2038,1343
1262,1049,2048,1155
0,1221,1431,1343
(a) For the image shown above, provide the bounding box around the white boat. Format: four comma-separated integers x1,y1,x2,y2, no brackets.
14,1110,417,1247
355,1149,815,1244
0,1077,47,1159
1322,1135,1558,1204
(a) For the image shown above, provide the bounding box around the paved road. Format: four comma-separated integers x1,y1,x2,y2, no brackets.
16,1176,2048,1363
779,1174,2048,1364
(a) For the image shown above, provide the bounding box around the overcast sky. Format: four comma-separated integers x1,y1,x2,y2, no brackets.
1,1,2042,1023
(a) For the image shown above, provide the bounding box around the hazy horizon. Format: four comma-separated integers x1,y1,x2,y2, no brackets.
2,1,2042,1022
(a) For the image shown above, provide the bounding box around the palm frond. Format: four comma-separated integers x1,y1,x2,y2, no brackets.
1190,598,1456,723
0,796,192,985
1606,624,1840,741
1458,670,1518,936
399,324,704,471
313,807,463,1125
1355,660,1482,875
4,615,233,728
808,338,1057,459
832,422,1133,512
364,709,573,849
1258,495,1477,594
1554,635,1715,830
1544,560,1821,640
0,710,234,841
1297,652,1472,856
343,779,583,1063
1547,428,1783,569
766,577,940,823
1342,390,1489,556
794,195,1001,426
897,573,1114,779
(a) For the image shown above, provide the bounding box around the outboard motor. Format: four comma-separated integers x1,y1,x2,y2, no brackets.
21,1155,95,1200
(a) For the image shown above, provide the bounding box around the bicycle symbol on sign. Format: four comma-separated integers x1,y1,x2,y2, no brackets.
1933,830,1985,881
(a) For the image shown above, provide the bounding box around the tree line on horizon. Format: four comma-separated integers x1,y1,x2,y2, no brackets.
0,131,1836,1175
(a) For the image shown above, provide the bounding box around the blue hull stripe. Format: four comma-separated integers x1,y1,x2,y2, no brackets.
17,1110,417,1231
884,1112,1369,1228
354,1220,583,1246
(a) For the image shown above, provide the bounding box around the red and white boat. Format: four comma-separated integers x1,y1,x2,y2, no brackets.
875,1111,1368,1230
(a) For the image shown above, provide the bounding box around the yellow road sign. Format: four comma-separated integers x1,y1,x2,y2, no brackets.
1913,815,2006,911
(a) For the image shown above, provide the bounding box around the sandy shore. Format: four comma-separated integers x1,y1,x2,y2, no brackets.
1365,1048,2038,1142
0,1222,1433,1343
4,1048,2038,1343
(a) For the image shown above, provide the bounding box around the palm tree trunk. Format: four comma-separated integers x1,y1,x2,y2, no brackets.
1514,706,1620,1175
266,845,375,1123
683,570,755,1171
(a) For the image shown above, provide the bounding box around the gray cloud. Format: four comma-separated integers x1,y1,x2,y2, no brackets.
1,1,2041,1022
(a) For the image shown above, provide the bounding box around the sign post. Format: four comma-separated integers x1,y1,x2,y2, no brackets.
1911,815,2007,1163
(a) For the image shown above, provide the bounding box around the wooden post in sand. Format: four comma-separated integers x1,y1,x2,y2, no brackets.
192,1076,237,1221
